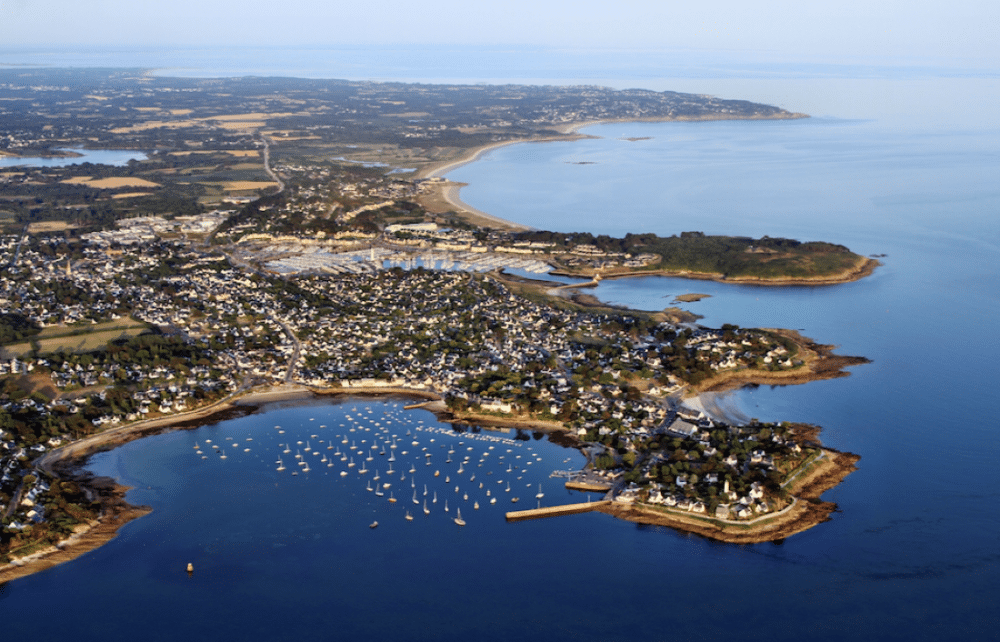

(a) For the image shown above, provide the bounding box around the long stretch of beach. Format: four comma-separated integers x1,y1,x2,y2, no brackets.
414,124,604,230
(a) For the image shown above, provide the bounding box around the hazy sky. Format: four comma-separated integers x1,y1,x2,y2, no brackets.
2,0,998,69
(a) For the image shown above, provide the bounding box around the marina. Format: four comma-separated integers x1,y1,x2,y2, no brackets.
259,246,553,276
135,399,585,531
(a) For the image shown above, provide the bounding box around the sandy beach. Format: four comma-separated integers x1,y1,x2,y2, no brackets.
414,128,600,230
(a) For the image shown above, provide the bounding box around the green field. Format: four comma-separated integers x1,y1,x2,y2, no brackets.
0,319,148,358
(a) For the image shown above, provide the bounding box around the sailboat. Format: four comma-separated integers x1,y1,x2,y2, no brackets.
423,499,430,515
405,510,414,521
412,490,419,504
536,484,544,499
388,492,397,503
454,507,466,526
276,458,286,472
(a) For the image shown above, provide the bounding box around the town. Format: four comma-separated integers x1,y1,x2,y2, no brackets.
0,69,855,561
0,223,831,558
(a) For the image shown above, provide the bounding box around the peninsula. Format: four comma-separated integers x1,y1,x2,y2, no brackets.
0,69,866,578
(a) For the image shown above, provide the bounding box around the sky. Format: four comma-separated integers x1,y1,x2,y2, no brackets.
2,0,999,71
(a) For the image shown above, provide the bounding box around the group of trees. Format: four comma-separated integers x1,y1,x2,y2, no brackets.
511,230,857,278
0,313,41,345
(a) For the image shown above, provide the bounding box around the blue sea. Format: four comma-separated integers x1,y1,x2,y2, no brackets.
1,49,998,641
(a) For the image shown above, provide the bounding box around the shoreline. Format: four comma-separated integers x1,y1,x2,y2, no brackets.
549,255,881,288
413,112,808,230
3,382,573,581
594,447,859,543
414,133,594,231
685,328,870,396
3,366,855,578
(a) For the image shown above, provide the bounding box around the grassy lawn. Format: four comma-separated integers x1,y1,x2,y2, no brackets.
0,319,148,358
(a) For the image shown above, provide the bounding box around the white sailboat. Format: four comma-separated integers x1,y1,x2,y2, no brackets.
454,507,466,526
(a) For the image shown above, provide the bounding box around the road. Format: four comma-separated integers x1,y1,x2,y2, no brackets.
261,136,285,195
8,224,28,268
275,318,301,382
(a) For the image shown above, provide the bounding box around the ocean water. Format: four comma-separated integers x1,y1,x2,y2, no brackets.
1,54,998,640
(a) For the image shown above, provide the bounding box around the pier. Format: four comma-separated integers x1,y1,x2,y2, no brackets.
505,500,610,522
564,481,612,492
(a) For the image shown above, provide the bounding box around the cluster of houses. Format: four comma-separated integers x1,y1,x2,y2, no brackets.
1,432,57,531
0,229,809,534
80,212,232,246
611,412,811,520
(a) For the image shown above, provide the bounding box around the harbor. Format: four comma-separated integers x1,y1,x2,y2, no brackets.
254,245,553,276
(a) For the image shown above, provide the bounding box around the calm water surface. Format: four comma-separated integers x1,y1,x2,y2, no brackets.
0,148,147,168
1,66,998,640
